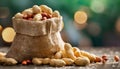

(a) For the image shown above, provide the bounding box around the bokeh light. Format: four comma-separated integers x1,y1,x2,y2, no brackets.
11,0,31,9
74,11,88,24
2,27,16,43
79,6,91,17
0,7,9,18
90,0,106,13
115,17,120,33
87,22,101,36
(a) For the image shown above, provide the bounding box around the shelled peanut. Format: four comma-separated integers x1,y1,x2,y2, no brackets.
14,5,61,21
102,54,108,61
95,56,102,62
21,60,31,65
114,55,119,62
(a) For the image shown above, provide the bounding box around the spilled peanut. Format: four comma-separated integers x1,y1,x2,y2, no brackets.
64,43,76,60
54,51,62,59
32,58,43,65
80,51,96,62
42,58,50,65
62,58,74,65
50,59,66,67
74,56,90,66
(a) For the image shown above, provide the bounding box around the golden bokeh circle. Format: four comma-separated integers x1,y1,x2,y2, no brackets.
74,11,88,24
2,27,16,43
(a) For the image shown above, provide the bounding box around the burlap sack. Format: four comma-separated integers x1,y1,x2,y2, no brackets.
6,17,65,62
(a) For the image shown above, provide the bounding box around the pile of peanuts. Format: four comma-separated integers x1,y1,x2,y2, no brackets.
31,43,120,66
0,43,119,66
14,5,60,21
26,43,94,66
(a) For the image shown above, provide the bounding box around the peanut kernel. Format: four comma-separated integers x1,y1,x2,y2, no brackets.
114,55,119,62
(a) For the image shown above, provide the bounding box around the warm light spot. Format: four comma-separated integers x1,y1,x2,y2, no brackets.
74,11,88,24
87,22,101,36
2,27,16,43
0,7,9,18
90,0,105,13
79,6,91,17
115,18,120,32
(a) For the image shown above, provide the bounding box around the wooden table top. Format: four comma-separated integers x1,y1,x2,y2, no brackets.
0,46,120,69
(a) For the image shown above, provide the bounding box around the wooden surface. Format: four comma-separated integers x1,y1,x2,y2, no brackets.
0,46,120,69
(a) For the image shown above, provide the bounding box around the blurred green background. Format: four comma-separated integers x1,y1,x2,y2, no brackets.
0,0,120,47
